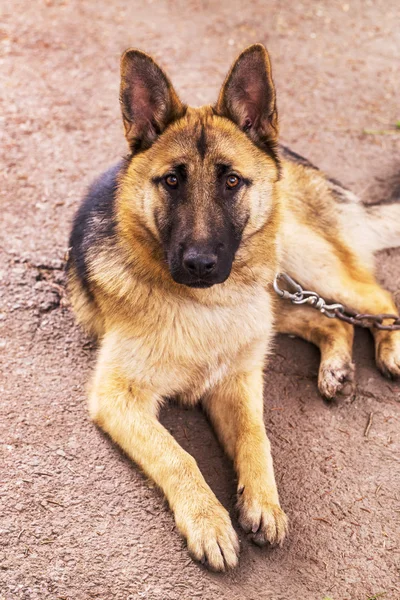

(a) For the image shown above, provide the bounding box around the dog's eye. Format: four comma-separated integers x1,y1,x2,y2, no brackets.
165,174,178,188
226,174,240,189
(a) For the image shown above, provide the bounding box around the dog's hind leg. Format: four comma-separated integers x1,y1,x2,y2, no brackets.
88,336,240,572
275,303,355,399
276,273,400,382
202,367,288,547
322,276,400,379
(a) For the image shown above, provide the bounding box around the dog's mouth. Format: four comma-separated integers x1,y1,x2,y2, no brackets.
184,280,215,289
176,272,233,288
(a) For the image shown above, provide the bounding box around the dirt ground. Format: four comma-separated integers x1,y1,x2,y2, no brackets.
1,1,399,599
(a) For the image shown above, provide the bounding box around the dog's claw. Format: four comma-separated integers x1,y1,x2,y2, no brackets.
237,489,288,547
376,334,400,379
177,498,240,572
318,357,355,400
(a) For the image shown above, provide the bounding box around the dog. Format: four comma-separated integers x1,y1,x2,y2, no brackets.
67,44,400,571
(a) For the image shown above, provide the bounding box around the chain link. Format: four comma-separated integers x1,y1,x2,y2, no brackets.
273,272,400,331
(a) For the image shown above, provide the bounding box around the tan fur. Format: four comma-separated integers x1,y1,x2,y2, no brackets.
277,159,400,383
275,303,355,399
68,45,400,571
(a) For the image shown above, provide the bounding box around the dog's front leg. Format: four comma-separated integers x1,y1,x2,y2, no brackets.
89,349,239,571
203,368,288,547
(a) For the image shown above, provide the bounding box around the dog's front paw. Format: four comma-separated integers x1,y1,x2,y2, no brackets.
236,487,288,547
318,356,355,399
376,332,400,379
175,497,240,571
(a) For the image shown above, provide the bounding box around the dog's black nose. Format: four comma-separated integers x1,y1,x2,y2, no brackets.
183,249,217,278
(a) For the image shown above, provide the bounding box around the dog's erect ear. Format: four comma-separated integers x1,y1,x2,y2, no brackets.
216,44,278,148
120,49,185,152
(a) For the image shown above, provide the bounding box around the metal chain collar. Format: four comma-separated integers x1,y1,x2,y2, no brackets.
273,272,400,331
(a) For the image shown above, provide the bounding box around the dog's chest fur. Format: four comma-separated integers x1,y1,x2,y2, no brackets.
105,282,274,404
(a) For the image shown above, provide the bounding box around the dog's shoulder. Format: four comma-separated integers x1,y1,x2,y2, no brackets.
67,162,125,296
69,161,123,252
279,144,359,206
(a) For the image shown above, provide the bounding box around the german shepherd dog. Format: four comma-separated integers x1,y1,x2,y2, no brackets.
67,44,400,571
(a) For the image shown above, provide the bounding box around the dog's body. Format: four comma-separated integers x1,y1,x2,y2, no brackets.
67,45,400,571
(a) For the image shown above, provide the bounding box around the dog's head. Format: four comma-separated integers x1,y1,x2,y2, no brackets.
118,44,280,288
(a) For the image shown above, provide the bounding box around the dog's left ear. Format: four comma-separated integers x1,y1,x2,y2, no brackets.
216,44,278,148
120,49,185,152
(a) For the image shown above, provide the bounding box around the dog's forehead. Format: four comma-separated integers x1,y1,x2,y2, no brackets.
155,108,254,168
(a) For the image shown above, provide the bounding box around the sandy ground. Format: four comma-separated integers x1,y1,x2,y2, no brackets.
1,1,399,599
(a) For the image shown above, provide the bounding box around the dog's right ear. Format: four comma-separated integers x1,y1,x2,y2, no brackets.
120,49,185,152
